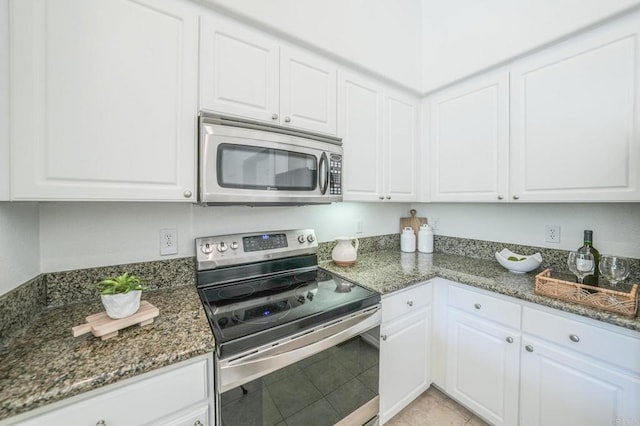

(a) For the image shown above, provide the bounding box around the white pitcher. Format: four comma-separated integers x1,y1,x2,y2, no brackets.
332,237,359,266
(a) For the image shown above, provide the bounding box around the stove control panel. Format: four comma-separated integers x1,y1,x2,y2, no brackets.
195,229,318,270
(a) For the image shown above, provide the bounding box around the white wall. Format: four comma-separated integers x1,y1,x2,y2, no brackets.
203,0,423,91
415,203,640,258
0,203,40,295
0,0,9,200
39,202,411,272
421,0,640,93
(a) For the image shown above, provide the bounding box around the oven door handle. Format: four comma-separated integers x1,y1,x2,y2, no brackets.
218,305,381,392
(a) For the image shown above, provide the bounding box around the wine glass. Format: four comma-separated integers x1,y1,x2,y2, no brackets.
567,251,595,284
598,255,630,287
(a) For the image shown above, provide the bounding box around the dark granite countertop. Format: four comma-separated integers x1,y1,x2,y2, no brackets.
320,250,640,332
0,285,215,421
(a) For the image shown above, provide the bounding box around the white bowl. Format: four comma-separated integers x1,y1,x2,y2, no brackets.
495,249,542,274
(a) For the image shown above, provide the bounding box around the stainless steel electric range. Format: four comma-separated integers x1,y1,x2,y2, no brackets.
195,229,381,426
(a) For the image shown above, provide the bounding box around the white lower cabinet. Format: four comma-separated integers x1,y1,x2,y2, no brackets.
9,355,213,426
379,282,432,424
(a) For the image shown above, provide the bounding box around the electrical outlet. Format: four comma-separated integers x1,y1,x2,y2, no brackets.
431,218,440,231
160,229,178,255
356,220,364,234
545,225,561,243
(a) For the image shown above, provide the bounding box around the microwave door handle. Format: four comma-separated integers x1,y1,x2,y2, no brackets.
319,152,329,195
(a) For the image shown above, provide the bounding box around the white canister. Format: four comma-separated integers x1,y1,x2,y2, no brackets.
418,224,434,253
401,227,416,252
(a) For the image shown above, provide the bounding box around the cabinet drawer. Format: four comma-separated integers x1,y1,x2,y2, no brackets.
448,285,521,328
523,307,640,374
382,282,432,323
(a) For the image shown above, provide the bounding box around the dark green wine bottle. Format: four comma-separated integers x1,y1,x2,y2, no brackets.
577,230,600,285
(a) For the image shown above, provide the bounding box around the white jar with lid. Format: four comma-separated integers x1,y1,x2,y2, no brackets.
418,223,434,253
401,227,416,252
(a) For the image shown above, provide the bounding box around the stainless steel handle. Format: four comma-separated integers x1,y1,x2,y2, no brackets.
506,336,514,344
497,195,504,200
513,195,520,200
284,116,291,123
407,300,413,307
569,334,580,343
96,421,106,426
194,421,203,426
272,113,279,120
378,196,384,200
183,190,192,198
381,335,387,341
385,196,391,200
319,152,329,195
525,345,534,352
474,303,481,309
219,306,381,392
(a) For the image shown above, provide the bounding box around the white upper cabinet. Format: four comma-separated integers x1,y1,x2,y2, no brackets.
200,14,337,135
199,14,279,125
338,70,418,202
510,12,640,201
338,71,384,201
429,71,509,202
10,0,199,201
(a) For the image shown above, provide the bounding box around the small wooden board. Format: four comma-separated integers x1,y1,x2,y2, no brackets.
72,301,159,341
400,209,427,249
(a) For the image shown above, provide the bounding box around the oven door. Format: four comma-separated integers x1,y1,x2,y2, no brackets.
199,115,342,205
216,305,381,426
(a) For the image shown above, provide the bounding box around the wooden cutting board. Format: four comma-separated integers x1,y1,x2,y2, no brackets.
400,209,427,249
72,301,159,341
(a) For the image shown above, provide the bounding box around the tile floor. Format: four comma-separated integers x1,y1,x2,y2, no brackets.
386,387,490,426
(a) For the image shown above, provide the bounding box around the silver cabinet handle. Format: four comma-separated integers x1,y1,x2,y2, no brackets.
96,421,106,426
183,190,192,198
385,196,391,200
506,336,514,343
194,421,203,426
569,334,580,343
525,345,534,352
284,116,291,123
407,300,414,307
381,335,388,341
474,303,481,309
378,196,384,200
272,113,279,120
513,195,520,200
497,195,504,200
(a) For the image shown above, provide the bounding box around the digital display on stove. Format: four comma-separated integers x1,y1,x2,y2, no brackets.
243,233,288,252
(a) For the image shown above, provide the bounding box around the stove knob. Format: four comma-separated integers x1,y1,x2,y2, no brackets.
201,243,214,254
307,292,314,301
230,241,239,250
297,295,306,304
217,242,228,252
306,234,315,243
218,317,228,327
297,235,305,244
231,315,240,324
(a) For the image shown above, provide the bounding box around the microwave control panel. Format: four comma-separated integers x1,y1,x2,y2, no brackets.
329,154,342,195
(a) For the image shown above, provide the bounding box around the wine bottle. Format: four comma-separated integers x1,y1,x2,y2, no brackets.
577,230,600,285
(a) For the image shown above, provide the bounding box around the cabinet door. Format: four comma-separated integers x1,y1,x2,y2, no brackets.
384,89,418,202
430,72,509,202
280,45,337,135
510,13,640,201
338,71,384,201
199,13,279,124
380,306,431,424
446,309,520,426
10,0,198,201
520,336,640,426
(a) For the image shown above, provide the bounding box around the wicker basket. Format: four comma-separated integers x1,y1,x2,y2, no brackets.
535,269,638,318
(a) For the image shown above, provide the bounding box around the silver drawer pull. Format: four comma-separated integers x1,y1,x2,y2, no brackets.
569,334,580,343
194,421,203,426
474,303,481,309
272,113,279,120
407,300,414,307
96,421,106,426
525,345,534,352
505,336,514,344
381,335,388,341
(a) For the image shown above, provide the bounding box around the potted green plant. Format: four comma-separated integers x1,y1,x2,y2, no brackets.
97,272,147,319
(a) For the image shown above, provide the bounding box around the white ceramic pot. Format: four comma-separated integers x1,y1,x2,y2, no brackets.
332,237,359,266
101,290,142,319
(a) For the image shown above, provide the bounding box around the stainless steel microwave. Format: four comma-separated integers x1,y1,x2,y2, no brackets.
198,113,343,205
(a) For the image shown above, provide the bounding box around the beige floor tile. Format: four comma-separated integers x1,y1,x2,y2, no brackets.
465,415,490,426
